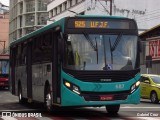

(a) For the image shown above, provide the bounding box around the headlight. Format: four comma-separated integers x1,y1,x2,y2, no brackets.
73,85,81,94
130,81,140,93
64,80,81,95
136,81,140,86
64,81,71,88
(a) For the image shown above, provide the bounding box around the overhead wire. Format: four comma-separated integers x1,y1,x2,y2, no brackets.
135,8,160,19
97,0,110,14
136,12,160,22
111,3,160,24
50,0,160,25
135,8,160,22
137,15,160,23
131,8,160,24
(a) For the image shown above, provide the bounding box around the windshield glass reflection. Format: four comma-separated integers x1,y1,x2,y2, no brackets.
151,76,160,84
64,34,138,71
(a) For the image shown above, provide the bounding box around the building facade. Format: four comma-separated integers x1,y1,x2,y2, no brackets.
47,0,85,24
48,0,160,33
140,25,160,74
0,2,9,14
47,0,160,74
9,0,49,43
0,2,9,54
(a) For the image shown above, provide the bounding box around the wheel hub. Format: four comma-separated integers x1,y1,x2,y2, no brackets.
46,93,51,108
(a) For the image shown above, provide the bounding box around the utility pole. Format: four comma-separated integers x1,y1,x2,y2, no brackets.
110,0,112,15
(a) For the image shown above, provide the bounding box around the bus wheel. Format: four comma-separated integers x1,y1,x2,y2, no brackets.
150,92,159,103
105,104,120,114
18,85,25,104
44,86,52,112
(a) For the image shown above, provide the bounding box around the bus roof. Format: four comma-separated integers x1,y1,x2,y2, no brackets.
10,15,131,47
10,17,66,47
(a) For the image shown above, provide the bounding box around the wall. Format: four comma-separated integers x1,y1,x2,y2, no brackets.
48,0,160,33
0,14,9,54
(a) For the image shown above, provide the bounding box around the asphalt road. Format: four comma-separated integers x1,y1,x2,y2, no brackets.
0,89,160,120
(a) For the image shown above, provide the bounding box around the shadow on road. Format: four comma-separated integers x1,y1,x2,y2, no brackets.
44,107,123,118
140,99,160,104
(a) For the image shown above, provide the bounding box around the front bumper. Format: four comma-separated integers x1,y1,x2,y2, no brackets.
61,84,140,106
60,71,140,106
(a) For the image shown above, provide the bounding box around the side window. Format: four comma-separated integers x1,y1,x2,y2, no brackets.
41,32,52,62
141,76,150,84
15,46,18,66
140,76,144,82
32,37,42,63
15,44,22,66
10,47,17,67
32,30,52,64
141,76,147,82
21,43,27,65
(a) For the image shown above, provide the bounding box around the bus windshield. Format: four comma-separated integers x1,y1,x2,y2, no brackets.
64,34,138,71
0,60,9,75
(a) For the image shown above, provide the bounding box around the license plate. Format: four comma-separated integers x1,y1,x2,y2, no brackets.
100,95,113,101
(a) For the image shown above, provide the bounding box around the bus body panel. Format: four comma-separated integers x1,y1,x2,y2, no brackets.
61,85,140,106
9,16,140,110
62,70,140,92
32,63,52,102
15,66,27,98
61,71,140,106
14,63,52,102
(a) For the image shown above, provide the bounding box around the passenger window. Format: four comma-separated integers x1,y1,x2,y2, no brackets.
47,64,51,72
32,37,43,63
32,30,52,64
21,44,27,65
41,32,52,62
16,44,22,66
140,76,145,82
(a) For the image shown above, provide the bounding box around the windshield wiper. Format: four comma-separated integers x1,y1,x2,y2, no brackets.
83,32,97,51
109,34,122,64
83,32,98,64
111,33,122,52
109,37,113,64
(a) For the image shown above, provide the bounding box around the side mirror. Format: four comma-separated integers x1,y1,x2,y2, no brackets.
144,80,150,84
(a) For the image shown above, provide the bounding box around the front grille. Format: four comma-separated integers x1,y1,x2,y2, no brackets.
81,91,130,101
63,68,140,82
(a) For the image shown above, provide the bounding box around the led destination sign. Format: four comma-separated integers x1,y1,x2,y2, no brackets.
75,21,108,28
67,18,134,29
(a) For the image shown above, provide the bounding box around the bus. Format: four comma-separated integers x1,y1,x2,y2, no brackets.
10,15,141,113
0,54,9,89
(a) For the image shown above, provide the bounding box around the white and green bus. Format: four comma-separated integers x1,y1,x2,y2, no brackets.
10,15,141,113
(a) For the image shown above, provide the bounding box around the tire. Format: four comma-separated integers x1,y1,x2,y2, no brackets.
105,104,120,114
18,85,26,104
44,85,53,112
150,92,159,103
